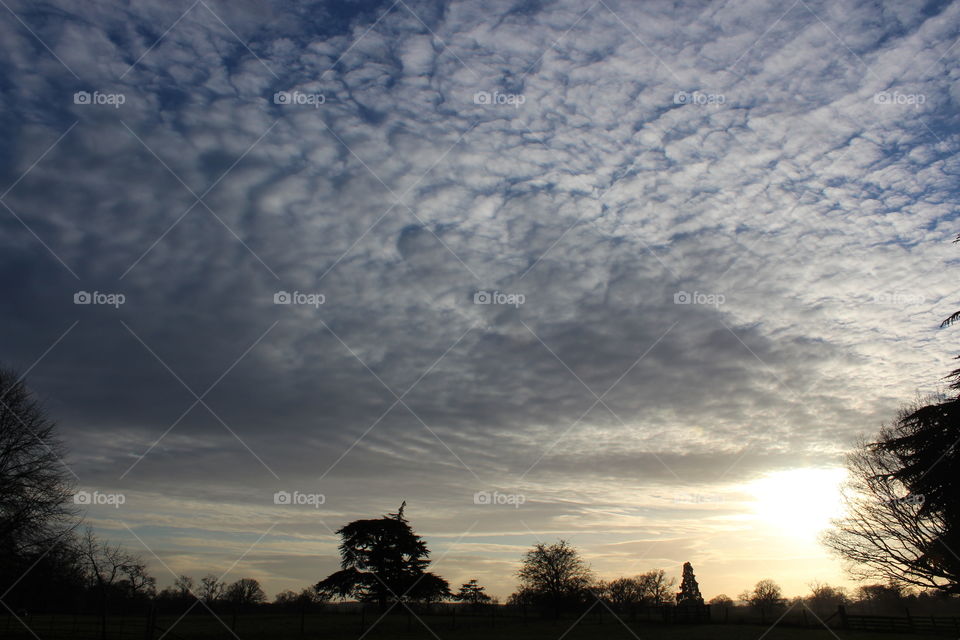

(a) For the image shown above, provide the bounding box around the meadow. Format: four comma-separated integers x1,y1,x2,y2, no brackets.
2,610,923,640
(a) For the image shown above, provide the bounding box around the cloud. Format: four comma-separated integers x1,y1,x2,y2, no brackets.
1,0,958,598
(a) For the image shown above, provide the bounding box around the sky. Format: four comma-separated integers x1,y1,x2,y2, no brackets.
1,0,959,601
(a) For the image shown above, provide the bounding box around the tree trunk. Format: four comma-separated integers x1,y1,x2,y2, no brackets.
99,588,108,640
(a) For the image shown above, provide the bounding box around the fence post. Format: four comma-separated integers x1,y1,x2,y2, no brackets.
904,607,913,632
144,602,155,640
837,605,848,629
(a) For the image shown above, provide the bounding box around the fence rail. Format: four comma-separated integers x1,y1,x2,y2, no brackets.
839,605,960,636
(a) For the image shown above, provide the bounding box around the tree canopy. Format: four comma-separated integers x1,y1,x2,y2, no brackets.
453,579,492,605
315,502,450,611
515,540,594,615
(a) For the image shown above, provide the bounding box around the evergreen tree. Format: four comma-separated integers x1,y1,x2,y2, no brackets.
675,562,703,605
453,579,492,605
315,502,450,611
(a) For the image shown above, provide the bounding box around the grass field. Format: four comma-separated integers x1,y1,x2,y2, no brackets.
1,612,923,640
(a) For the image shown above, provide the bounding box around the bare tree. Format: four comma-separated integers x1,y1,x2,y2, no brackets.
117,563,156,598
822,423,959,593
77,528,152,640
199,574,226,604
601,577,643,611
637,569,675,604
174,575,195,598
77,528,149,591
226,578,266,608
709,594,734,608
805,581,848,616
0,367,76,559
740,579,785,622
517,540,594,616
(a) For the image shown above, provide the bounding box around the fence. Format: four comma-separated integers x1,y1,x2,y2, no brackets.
839,605,960,635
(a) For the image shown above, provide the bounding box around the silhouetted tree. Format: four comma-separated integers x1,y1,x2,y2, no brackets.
279,586,325,606
506,587,536,606
637,569,675,604
676,562,704,605
855,581,911,611
453,579,491,606
226,578,266,608
516,540,594,617
823,402,960,594
199,574,225,604
740,579,785,623
601,577,643,611
77,528,152,640
805,581,848,616
174,575,195,598
315,502,450,611
0,367,76,573
874,398,960,591
709,594,734,608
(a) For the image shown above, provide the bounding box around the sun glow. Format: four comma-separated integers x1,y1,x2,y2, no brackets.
747,467,848,541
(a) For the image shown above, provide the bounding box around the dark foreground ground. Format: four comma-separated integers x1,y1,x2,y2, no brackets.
0,612,925,640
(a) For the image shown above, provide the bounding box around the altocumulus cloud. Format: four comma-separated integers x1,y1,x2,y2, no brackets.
0,0,958,597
